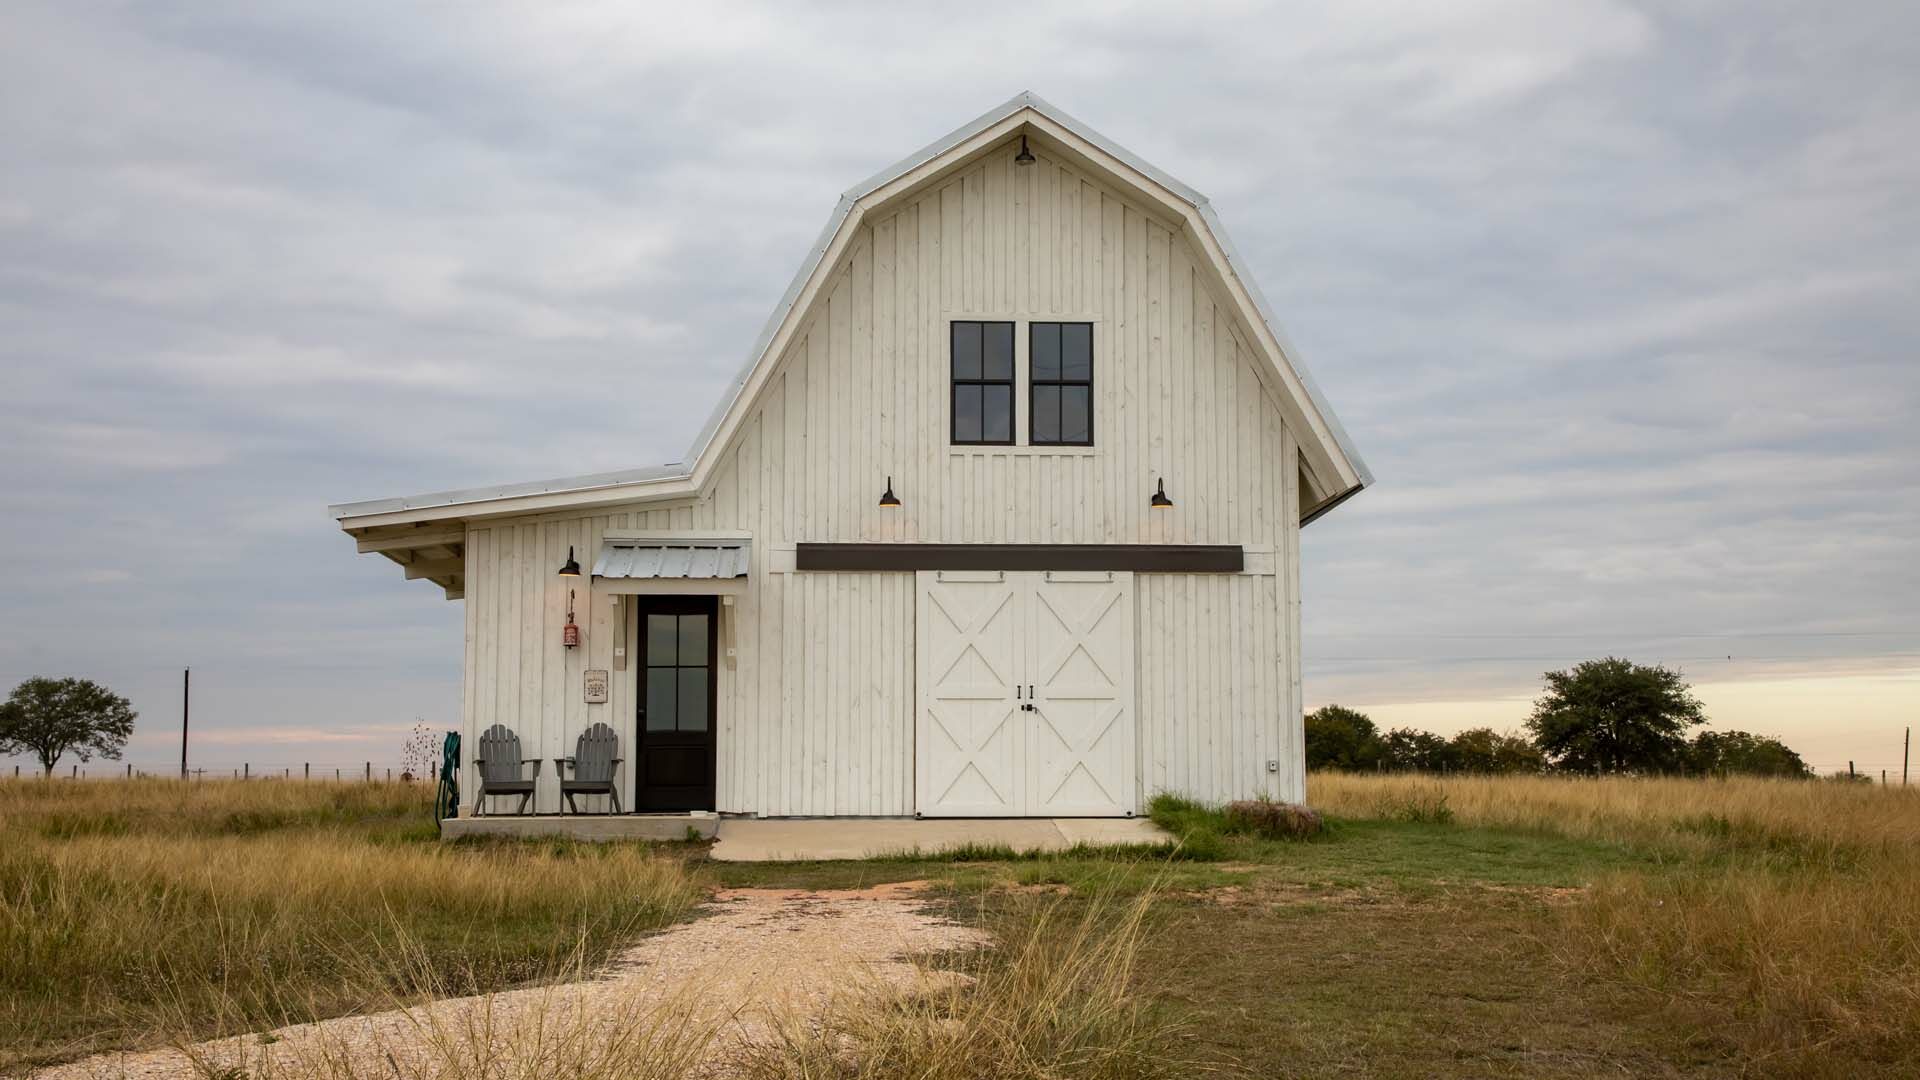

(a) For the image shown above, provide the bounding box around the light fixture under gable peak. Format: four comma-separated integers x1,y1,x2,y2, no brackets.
1150,478,1173,510
557,545,581,577
878,476,901,508
1015,133,1036,166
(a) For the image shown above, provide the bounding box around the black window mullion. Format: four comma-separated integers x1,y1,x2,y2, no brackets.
1029,321,1093,446
951,320,1014,446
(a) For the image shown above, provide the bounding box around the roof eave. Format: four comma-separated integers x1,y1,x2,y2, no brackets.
330,464,692,529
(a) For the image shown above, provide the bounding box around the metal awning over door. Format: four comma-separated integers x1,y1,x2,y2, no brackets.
591,537,750,594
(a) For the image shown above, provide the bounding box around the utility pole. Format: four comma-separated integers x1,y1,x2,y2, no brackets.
180,668,190,779
1904,727,1910,787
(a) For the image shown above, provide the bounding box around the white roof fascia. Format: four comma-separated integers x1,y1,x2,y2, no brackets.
330,90,1368,529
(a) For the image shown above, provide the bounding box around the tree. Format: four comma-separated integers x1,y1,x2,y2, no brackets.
1383,727,1458,772
1526,657,1705,775
0,677,137,776
1687,730,1812,778
1304,705,1386,771
1449,727,1545,774
400,718,438,783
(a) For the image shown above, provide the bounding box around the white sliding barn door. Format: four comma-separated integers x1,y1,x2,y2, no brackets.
916,570,1137,818
916,571,1024,816
1027,572,1136,817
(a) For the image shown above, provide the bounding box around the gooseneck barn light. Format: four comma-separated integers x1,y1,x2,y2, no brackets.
557,545,581,577
878,476,901,508
1150,478,1174,510
1015,133,1036,166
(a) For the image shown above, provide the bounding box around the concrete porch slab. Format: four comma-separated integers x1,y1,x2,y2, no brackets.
707,817,1173,862
440,814,717,842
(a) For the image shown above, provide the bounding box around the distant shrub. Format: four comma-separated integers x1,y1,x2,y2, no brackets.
1687,730,1813,778
1223,797,1323,840
1306,704,1387,771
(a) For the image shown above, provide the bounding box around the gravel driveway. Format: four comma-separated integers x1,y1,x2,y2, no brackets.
44,881,990,1079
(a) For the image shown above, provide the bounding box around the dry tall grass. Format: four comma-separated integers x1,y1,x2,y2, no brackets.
738,886,1195,1080
0,778,702,1071
1309,770,1920,857
89,881,1195,1080
1310,771,1920,1066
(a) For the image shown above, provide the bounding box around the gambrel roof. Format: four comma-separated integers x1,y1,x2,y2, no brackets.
330,91,1370,531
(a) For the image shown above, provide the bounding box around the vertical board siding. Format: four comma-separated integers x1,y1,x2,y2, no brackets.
1134,573,1300,805
455,140,1309,815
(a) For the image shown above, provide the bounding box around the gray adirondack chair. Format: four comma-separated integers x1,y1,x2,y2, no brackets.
555,722,623,814
472,724,541,816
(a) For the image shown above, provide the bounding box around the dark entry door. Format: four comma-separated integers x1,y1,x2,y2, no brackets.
636,596,717,811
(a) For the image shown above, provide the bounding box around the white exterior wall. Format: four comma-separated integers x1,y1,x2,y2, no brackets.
460,140,1307,814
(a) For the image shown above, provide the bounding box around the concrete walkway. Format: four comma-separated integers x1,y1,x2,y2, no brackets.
441,814,716,842
708,816,1172,862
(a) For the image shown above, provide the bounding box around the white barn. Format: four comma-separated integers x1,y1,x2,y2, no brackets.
329,93,1370,819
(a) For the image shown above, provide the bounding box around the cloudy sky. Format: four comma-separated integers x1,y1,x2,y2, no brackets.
3,1,1915,778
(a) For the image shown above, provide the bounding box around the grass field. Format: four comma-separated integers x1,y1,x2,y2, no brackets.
0,779,702,1072
2,773,1916,1077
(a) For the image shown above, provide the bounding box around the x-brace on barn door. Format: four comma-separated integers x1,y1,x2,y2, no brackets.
915,570,1135,817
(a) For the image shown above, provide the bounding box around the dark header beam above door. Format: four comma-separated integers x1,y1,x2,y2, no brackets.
795,543,1244,573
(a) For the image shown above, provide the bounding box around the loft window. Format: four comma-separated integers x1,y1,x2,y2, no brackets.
951,320,1014,445
1030,322,1093,445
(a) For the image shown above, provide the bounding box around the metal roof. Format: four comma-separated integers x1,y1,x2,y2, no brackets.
329,90,1368,523
591,539,751,580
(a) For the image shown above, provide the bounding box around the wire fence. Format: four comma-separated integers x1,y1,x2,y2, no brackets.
1810,762,1912,784
5,760,1910,785
3,761,438,783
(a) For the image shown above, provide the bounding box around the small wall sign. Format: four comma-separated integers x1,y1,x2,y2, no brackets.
583,669,609,704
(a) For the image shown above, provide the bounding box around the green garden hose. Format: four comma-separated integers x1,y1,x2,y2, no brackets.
434,731,460,828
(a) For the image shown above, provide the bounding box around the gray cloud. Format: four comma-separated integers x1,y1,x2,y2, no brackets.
2,1,1915,772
